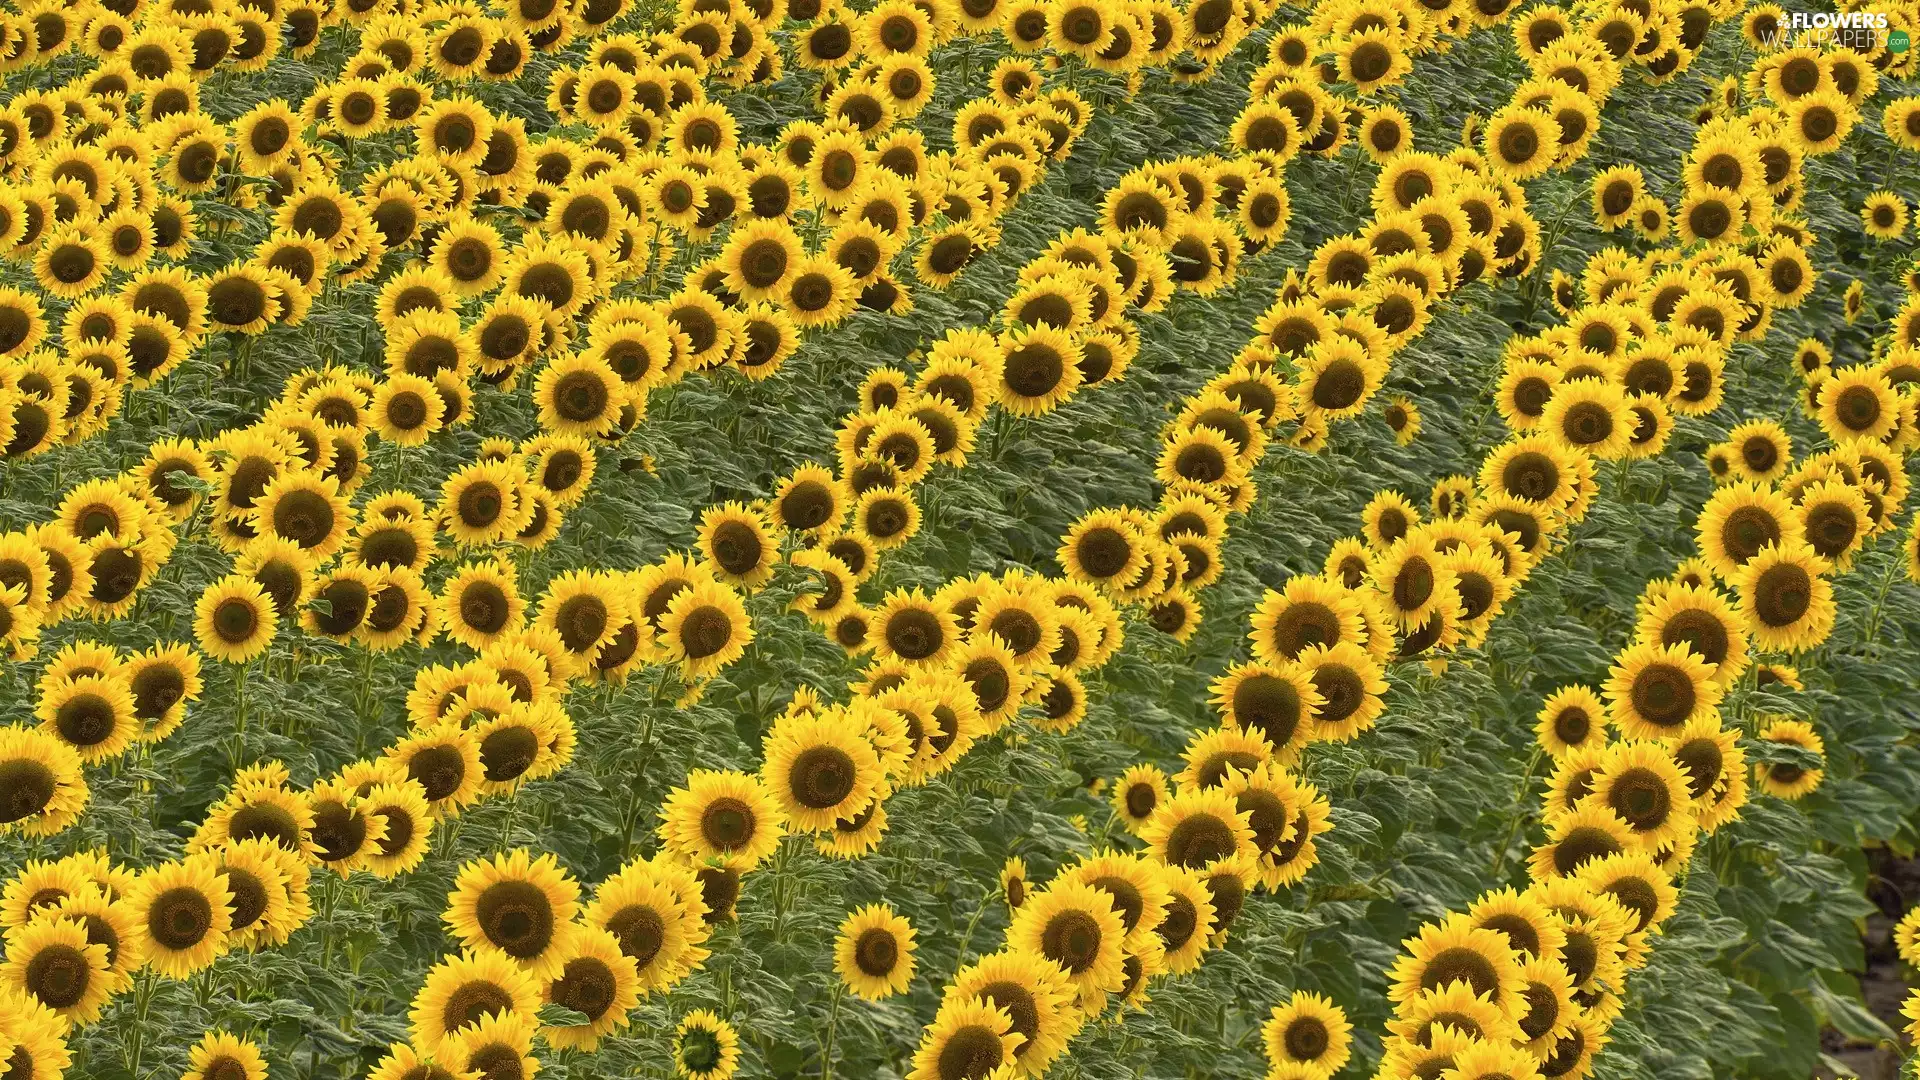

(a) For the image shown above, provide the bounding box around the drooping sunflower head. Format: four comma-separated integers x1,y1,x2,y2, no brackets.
674,1008,743,1080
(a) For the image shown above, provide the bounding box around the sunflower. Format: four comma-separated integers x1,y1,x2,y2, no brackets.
1337,27,1410,94
1249,766,1332,889
531,923,641,1051
387,722,484,820
215,837,307,950
995,322,1083,415
1484,105,1559,179
661,769,783,868
1535,685,1607,755
445,848,580,978
128,855,231,979
1468,887,1566,962
1666,716,1746,833
1859,190,1910,240
0,287,47,363
0,726,84,839
1088,762,1165,837
48,880,142,992
1353,488,1420,548
2,914,111,1026
33,227,108,299
1386,979,1520,1048
532,351,622,439
1446,1036,1551,1080
181,1032,268,1080
1294,641,1388,742
440,459,528,546
35,673,137,764
1721,418,1792,484
697,502,777,589
302,564,382,642
360,778,435,878
1141,785,1256,873
1784,89,1855,155
823,903,917,1002
1527,800,1633,881
1263,990,1352,1079
1,859,91,931
938,949,1075,1075
1603,638,1722,741
1736,541,1834,653
410,948,543,1060
305,777,384,874
1817,367,1899,443
585,857,708,992
864,588,953,667
761,713,882,833
852,487,921,551
1298,337,1385,419
1751,717,1824,800
1386,914,1526,1022
1001,880,1125,997
1695,482,1801,581
191,780,315,861
1207,661,1320,757
363,372,446,446
1635,583,1750,685
1586,740,1695,853
654,578,751,679
676,1009,743,1080
1136,862,1212,974
1574,849,1678,939
192,576,277,665
474,702,570,795
1173,724,1272,792
702,220,797,304
1477,435,1577,512
1048,511,1140,593
250,471,351,561
1370,532,1461,632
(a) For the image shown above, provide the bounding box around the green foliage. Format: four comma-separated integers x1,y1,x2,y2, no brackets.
2,3,1918,1079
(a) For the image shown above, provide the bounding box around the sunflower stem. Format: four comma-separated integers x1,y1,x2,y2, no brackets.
949,882,991,979
1487,745,1543,879
124,968,156,1075
621,707,659,860
1861,550,1902,648
499,788,521,850
231,659,252,767
643,221,665,297
770,836,796,940
818,980,845,1079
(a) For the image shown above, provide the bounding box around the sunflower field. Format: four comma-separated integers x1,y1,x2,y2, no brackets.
4,0,1920,1073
